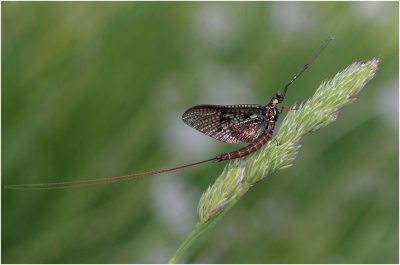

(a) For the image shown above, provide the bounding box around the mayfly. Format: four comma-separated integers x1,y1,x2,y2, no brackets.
5,36,333,190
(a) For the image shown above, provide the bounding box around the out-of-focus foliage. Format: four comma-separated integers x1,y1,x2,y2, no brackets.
2,2,398,263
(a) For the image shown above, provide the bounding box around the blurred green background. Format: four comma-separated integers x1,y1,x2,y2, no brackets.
2,2,398,264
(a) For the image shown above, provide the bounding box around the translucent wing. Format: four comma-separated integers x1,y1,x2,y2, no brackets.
182,104,267,144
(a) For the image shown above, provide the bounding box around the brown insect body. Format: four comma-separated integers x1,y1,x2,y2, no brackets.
4,37,332,190
214,93,282,162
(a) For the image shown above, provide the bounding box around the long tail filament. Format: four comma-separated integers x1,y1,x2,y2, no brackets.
4,158,216,190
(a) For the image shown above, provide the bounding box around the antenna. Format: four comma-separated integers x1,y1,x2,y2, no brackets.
282,35,333,97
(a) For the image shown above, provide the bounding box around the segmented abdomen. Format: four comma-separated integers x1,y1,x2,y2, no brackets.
215,129,274,161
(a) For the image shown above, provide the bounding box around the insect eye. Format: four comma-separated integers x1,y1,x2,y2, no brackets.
275,92,284,103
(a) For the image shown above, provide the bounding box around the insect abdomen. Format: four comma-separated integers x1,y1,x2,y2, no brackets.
216,129,274,161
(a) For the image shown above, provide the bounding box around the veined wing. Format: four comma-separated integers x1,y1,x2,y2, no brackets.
182,104,267,144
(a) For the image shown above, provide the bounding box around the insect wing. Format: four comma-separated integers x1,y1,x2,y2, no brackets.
182,104,267,144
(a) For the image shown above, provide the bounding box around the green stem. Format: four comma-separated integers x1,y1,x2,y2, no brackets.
169,181,252,263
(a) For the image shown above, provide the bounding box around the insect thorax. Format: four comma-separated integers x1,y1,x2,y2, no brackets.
264,104,279,130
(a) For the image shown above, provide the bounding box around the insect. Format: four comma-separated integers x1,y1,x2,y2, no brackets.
5,36,332,190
